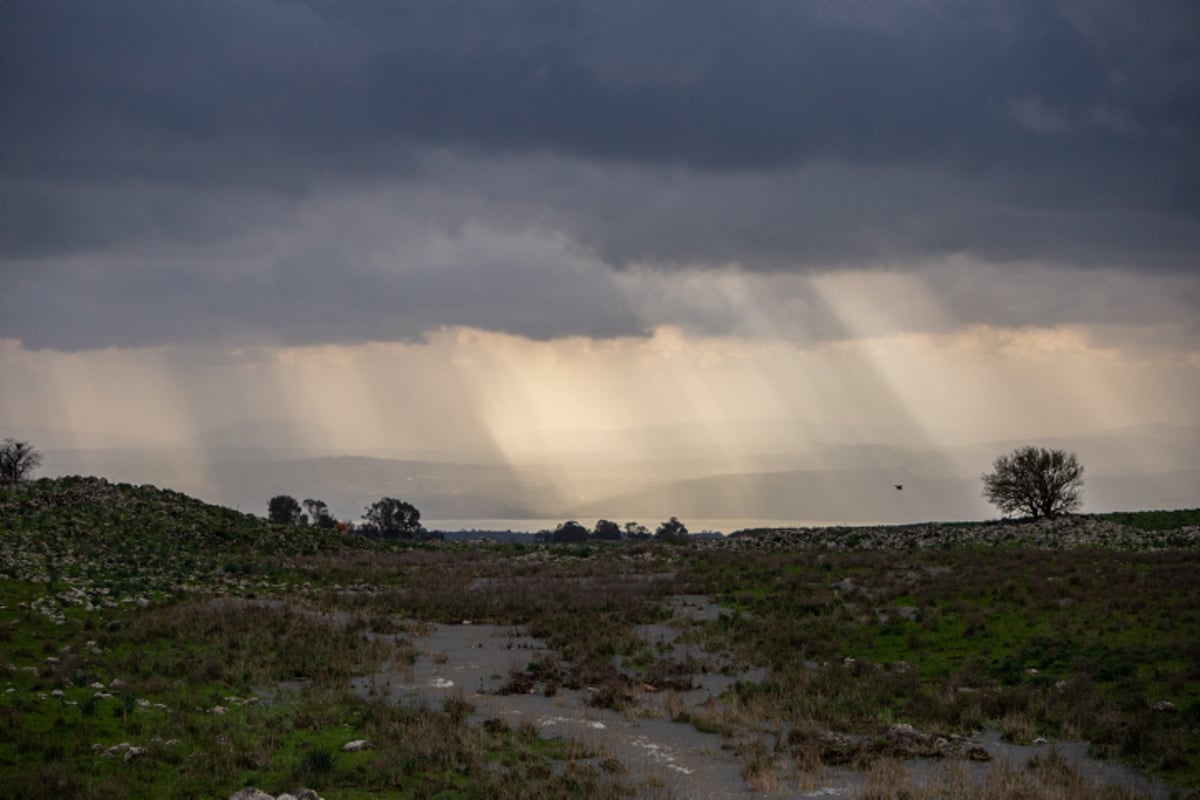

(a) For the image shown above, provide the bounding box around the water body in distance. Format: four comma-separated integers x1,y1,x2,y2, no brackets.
422,518,869,536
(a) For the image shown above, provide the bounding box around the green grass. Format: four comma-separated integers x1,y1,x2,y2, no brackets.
679,545,1200,787
0,480,639,799
1097,508,1200,531
3,477,1198,796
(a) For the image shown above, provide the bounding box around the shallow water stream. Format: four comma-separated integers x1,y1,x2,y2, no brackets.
349,596,1172,798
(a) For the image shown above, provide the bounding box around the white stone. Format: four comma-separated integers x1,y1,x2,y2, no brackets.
229,789,275,800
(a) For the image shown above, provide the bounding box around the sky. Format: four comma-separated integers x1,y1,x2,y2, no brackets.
2,1,1198,513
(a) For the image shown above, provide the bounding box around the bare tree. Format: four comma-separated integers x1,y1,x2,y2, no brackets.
982,445,1084,519
0,439,42,485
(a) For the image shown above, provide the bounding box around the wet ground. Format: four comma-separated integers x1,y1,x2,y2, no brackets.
348,594,1171,799
349,615,755,796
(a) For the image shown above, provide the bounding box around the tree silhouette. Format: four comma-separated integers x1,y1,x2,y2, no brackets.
551,520,589,543
624,521,650,540
364,497,422,539
267,494,302,524
982,446,1084,519
0,439,42,485
593,519,622,540
303,498,337,529
654,516,689,544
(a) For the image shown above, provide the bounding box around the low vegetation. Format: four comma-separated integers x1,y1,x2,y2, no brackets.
2,475,1198,798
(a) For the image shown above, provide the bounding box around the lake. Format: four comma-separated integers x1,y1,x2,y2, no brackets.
422,517,868,535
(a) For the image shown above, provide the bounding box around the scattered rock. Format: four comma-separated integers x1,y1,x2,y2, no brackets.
229,790,275,800
711,517,1200,552
341,739,372,752
95,741,147,760
1152,700,1176,712
229,787,325,800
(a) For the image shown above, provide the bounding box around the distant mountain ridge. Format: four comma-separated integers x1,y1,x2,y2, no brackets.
25,423,1200,525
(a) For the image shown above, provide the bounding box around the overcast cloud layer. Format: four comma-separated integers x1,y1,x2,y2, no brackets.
3,0,1199,350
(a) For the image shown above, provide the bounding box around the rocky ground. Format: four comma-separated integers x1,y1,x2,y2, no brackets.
719,515,1200,551
2,477,1197,799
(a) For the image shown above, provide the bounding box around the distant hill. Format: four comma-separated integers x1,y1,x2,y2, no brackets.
29,422,1200,524
570,467,990,524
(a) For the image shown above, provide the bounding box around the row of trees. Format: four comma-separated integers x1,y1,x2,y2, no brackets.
267,495,339,528
267,494,423,539
539,516,690,544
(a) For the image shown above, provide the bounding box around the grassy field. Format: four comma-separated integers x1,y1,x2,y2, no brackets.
2,476,1198,798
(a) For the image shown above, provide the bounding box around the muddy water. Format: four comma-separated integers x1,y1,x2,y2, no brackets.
350,596,1172,799
971,730,1169,799
350,621,756,797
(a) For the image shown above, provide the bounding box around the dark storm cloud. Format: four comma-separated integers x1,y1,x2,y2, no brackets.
2,0,1198,349
8,1,1196,177
0,181,645,350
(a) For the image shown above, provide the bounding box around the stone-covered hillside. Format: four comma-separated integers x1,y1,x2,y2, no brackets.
0,476,372,620
721,512,1200,551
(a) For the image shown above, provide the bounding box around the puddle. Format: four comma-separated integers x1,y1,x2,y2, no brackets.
971,730,1170,799
350,617,759,796
785,730,1173,799
349,595,1172,799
